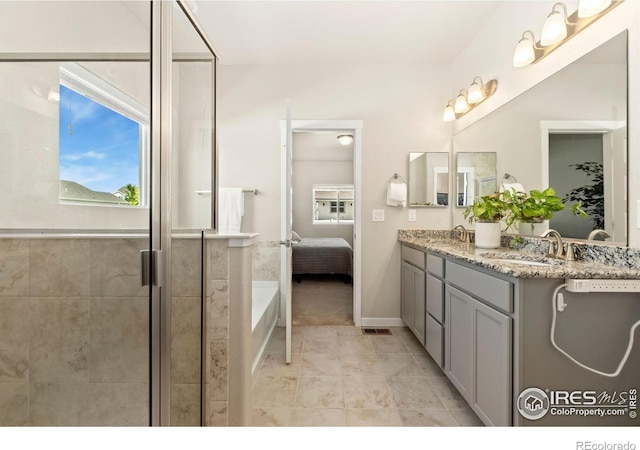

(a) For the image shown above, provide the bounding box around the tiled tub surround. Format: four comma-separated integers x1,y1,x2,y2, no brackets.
0,233,254,427
398,230,640,278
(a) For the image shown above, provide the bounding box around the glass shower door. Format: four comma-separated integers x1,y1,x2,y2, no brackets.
0,1,152,426
169,2,217,426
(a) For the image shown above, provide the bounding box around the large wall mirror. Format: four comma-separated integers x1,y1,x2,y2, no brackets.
452,31,627,244
455,152,497,207
408,152,449,207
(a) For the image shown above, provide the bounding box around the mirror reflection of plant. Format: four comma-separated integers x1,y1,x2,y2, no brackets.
563,162,604,229
502,188,565,231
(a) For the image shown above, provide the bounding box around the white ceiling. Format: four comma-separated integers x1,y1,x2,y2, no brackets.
193,1,503,65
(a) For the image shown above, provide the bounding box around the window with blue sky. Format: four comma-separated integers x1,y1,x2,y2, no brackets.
57,63,148,206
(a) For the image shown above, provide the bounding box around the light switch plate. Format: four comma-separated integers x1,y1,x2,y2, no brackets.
372,209,385,222
408,209,416,222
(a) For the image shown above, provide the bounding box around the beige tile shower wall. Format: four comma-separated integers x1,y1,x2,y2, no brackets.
0,238,149,426
205,238,230,426
170,238,204,426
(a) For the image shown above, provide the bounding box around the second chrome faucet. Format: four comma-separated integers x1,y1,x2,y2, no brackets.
541,228,575,261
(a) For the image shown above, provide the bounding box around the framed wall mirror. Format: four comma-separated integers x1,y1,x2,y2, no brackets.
452,31,627,244
455,152,497,207
408,152,449,207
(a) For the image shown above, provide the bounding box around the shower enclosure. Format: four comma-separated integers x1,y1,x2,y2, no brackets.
0,1,216,426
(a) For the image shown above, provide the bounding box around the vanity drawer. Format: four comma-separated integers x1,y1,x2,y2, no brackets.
401,245,426,270
425,314,443,368
426,254,444,278
426,273,444,323
446,261,513,313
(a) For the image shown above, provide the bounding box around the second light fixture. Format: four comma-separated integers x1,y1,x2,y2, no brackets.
443,77,498,122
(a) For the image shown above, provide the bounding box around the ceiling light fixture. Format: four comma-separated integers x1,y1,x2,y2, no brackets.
337,134,353,146
513,0,623,68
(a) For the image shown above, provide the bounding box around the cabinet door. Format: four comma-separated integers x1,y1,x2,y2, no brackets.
444,285,474,401
413,268,426,344
473,299,512,426
401,261,415,330
426,273,443,322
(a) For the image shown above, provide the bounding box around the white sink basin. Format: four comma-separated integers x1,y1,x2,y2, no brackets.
488,258,553,267
478,252,561,267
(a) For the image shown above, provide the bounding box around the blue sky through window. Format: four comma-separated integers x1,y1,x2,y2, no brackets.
59,85,140,194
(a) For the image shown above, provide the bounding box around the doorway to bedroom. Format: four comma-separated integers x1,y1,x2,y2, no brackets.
291,131,354,325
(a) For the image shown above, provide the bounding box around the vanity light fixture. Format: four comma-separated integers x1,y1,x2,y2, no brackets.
442,78,498,122
541,3,573,46
578,0,612,18
513,31,540,68
513,0,623,68
454,90,470,114
467,77,487,104
337,134,353,146
443,100,456,122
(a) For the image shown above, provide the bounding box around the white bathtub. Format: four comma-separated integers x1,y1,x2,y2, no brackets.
252,281,279,378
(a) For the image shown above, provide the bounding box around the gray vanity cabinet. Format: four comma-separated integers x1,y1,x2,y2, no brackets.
444,261,513,426
401,246,426,345
425,254,445,368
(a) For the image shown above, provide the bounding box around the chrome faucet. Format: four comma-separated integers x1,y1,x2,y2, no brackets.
453,225,471,242
540,229,565,259
587,229,611,241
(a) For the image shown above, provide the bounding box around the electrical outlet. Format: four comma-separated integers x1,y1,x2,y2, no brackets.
565,279,640,293
408,209,416,222
372,209,385,222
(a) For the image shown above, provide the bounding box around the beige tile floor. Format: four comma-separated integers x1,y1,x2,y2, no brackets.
251,325,484,427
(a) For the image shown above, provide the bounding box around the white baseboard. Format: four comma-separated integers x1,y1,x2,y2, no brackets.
360,317,405,327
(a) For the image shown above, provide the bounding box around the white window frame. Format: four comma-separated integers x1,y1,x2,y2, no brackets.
312,184,354,224
58,62,150,207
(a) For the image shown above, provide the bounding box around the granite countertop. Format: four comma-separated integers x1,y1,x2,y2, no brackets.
398,230,640,279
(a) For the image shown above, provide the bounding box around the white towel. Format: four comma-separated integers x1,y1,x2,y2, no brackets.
499,182,525,193
219,187,244,233
386,181,407,207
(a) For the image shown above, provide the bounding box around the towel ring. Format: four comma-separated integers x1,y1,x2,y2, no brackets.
390,173,406,184
503,173,518,182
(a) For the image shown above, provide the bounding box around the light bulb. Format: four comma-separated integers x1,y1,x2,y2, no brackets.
337,134,353,146
453,92,469,114
443,103,456,122
541,8,568,46
513,35,536,67
467,79,484,104
578,0,611,18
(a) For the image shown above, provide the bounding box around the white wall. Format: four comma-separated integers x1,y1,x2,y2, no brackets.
449,0,640,246
218,63,453,321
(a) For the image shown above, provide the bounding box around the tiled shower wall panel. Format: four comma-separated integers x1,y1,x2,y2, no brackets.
0,238,149,426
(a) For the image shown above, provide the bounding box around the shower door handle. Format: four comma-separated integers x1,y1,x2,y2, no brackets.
141,250,164,287
141,250,151,286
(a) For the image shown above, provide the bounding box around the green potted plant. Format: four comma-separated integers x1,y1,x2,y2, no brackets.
463,192,510,248
502,188,587,235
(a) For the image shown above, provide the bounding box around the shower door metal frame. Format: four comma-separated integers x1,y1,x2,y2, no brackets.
151,0,219,426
